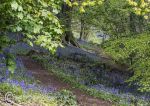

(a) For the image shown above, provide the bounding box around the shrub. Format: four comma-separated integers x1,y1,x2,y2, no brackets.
102,33,150,92
0,83,23,95
54,90,77,106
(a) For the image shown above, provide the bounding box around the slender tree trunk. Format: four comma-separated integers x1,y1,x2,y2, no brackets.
83,26,89,40
129,13,144,34
79,17,84,40
138,15,144,33
79,14,90,41
129,13,137,34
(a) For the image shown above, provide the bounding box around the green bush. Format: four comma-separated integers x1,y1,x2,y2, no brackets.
102,33,150,92
54,90,77,106
0,83,23,95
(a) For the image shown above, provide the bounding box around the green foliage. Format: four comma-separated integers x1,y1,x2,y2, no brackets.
0,83,23,95
0,83,58,106
102,33,150,92
127,0,150,18
0,0,63,72
5,53,16,73
0,36,10,53
0,0,63,52
0,0,105,72
72,0,149,40
54,90,77,106
0,0,104,53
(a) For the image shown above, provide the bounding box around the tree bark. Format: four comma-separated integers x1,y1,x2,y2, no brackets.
79,14,89,41
129,13,144,34
79,17,84,40
61,2,80,47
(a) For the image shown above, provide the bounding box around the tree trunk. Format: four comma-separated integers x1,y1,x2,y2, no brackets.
79,17,84,40
83,26,89,40
129,13,144,34
61,3,80,47
79,14,89,41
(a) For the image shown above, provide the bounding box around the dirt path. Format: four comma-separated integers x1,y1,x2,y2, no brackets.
21,57,112,106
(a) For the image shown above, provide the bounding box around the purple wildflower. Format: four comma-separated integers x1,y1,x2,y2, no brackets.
20,81,26,89
0,77,7,83
0,64,6,67
5,70,10,77
0,54,5,58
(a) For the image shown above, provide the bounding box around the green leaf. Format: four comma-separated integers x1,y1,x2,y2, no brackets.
27,40,33,47
17,13,23,19
18,6,23,11
53,9,59,14
33,25,42,33
54,29,63,34
16,26,22,31
11,1,19,10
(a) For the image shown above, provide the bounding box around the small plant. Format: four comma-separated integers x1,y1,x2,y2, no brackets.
0,83,23,95
54,89,77,106
102,34,150,92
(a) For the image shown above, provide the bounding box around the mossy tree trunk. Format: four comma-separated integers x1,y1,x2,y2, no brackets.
79,14,90,41
60,3,80,47
79,17,85,40
129,13,145,34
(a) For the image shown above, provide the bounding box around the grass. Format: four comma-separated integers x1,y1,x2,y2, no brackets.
0,81,78,106
0,82,58,106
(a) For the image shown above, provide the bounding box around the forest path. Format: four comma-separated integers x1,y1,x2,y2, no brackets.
21,56,112,106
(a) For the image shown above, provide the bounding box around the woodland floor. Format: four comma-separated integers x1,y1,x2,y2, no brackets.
21,56,112,106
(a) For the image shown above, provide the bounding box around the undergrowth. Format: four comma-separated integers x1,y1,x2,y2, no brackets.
0,56,77,106
32,55,150,106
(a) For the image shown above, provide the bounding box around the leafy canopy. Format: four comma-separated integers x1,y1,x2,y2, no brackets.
0,0,63,53
127,0,150,19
